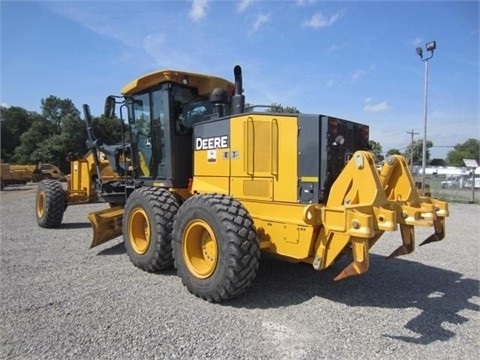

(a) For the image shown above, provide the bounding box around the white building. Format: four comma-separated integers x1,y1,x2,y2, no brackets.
411,166,480,188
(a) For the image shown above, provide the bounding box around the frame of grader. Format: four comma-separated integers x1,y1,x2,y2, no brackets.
35,65,448,302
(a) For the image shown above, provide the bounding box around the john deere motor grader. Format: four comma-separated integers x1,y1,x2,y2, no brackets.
35,65,448,302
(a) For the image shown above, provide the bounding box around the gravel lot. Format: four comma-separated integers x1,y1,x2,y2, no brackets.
1,183,479,359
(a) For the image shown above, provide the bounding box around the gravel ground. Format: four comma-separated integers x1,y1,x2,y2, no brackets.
1,183,479,359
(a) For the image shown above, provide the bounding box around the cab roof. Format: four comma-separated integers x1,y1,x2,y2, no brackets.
121,69,235,96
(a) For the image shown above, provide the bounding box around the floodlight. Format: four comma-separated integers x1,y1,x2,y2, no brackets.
416,47,423,58
426,41,436,51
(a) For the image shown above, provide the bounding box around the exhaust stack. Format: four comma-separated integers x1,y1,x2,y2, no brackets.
231,65,245,115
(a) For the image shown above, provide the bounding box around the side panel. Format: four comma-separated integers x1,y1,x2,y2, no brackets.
229,114,298,203
241,200,316,260
192,118,231,194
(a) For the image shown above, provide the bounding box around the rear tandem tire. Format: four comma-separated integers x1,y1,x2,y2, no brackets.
36,180,66,228
172,194,260,302
123,187,180,272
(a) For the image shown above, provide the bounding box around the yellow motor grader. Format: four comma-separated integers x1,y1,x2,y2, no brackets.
35,65,448,302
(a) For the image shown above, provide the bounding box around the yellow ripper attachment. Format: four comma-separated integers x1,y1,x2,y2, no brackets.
88,206,124,248
312,151,448,281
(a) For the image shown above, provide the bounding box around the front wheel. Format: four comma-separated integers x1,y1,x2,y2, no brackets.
172,194,260,302
36,180,66,228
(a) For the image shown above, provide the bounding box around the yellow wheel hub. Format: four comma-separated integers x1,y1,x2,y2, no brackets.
36,191,45,218
183,220,218,279
129,208,151,254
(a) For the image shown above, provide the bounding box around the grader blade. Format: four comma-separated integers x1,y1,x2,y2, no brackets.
88,206,124,248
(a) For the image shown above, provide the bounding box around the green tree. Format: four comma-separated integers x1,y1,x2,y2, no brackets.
446,138,479,166
41,96,80,133
403,139,433,165
369,140,384,162
386,148,402,156
91,115,128,144
1,106,39,162
13,117,56,164
430,158,446,166
13,97,86,172
244,102,300,113
57,114,89,171
266,102,300,114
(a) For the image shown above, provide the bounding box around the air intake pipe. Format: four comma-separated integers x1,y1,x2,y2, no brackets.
231,65,245,115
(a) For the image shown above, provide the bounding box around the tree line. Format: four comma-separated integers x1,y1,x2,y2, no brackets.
386,138,479,167
1,96,478,173
1,96,126,173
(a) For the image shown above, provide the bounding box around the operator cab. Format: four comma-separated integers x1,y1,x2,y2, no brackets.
106,70,235,188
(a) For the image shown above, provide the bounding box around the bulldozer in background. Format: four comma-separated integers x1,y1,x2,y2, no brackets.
35,65,448,302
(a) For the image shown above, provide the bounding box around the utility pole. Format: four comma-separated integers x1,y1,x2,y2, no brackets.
406,129,419,171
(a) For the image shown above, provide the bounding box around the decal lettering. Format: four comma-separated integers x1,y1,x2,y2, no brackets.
195,136,229,150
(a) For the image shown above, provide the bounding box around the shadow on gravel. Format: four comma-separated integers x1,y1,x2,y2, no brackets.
96,241,126,255
59,222,92,229
228,254,479,345
0,187,31,192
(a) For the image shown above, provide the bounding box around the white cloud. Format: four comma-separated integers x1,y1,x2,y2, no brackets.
251,13,270,34
364,98,389,113
237,0,254,13
303,11,344,29
351,69,365,83
189,0,209,22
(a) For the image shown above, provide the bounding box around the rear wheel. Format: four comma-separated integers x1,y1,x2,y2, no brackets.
172,194,260,302
36,180,66,228
123,187,180,272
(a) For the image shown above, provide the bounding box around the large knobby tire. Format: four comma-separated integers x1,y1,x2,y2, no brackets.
36,180,67,228
123,187,180,272
172,194,260,302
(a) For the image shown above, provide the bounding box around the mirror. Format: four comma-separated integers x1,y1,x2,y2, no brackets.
104,96,116,118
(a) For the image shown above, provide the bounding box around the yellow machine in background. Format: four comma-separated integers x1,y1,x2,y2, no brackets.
0,162,65,189
35,65,448,302
31,163,66,182
1,163,35,190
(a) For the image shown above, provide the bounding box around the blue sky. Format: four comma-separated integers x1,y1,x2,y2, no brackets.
1,0,479,159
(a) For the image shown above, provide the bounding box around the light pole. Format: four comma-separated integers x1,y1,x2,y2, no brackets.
415,41,436,196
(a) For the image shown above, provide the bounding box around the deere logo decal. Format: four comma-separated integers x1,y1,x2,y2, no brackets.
195,136,228,150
